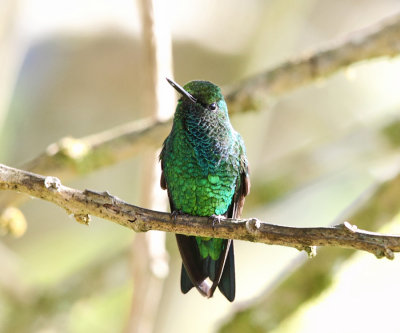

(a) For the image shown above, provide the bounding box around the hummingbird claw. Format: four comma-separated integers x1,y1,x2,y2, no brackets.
209,214,224,226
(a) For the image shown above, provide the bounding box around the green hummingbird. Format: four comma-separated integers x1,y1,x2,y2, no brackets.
160,78,250,301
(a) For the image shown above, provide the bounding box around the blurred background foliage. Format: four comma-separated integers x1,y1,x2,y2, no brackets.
1,0,400,332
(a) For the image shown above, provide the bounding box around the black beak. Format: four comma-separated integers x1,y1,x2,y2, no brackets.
166,77,197,104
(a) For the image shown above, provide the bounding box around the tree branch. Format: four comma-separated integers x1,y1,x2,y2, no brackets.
0,119,172,211
1,163,399,259
226,12,400,113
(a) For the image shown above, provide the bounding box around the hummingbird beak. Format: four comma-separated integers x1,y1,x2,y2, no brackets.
166,77,197,104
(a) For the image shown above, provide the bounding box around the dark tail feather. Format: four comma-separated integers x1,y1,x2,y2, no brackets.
181,263,212,296
180,264,194,294
176,234,210,297
217,241,235,302
206,257,216,281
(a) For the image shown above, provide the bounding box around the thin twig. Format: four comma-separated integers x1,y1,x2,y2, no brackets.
126,0,172,332
0,119,171,209
1,163,399,259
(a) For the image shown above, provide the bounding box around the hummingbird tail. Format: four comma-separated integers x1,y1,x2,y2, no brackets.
176,234,235,301
180,263,211,297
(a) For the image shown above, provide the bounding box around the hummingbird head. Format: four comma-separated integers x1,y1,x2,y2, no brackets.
166,78,226,115
166,78,235,164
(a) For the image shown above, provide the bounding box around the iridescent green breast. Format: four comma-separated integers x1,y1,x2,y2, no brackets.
162,122,240,216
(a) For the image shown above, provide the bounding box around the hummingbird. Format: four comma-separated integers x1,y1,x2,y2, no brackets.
160,78,250,301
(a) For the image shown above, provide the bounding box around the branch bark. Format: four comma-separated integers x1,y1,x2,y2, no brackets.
1,163,399,259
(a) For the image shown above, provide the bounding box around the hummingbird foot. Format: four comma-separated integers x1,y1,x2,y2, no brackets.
209,214,225,226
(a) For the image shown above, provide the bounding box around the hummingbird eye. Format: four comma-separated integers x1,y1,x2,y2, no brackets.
208,102,217,111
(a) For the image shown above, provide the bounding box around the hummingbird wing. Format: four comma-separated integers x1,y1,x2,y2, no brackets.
212,150,250,301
